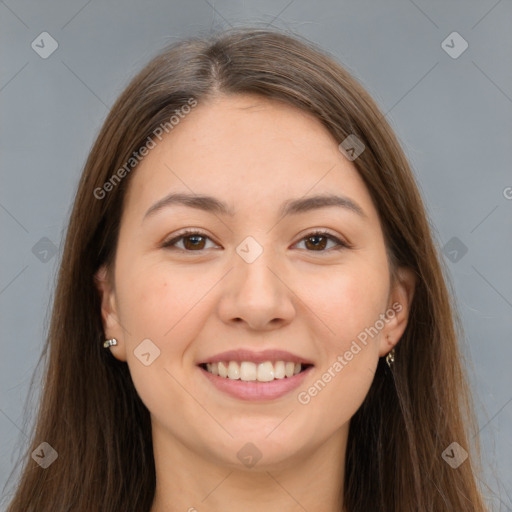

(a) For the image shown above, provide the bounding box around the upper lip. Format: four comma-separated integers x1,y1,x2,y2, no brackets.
197,349,314,366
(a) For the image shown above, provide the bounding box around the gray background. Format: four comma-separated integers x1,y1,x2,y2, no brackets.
1,0,511,509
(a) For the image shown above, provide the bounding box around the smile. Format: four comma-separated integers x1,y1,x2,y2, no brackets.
198,361,314,401
200,360,313,382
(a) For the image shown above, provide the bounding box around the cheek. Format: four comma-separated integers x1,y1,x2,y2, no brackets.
294,263,388,426
113,264,201,396
297,277,384,426
116,267,204,419
299,355,377,434
117,262,205,342
301,262,389,347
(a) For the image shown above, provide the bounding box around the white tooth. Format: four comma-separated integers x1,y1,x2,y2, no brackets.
212,361,302,380
240,361,257,381
218,361,228,378
257,361,274,382
285,362,295,378
228,361,240,380
274,360,286,379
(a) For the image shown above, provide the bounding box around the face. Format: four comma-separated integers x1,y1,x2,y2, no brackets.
96,93,415,470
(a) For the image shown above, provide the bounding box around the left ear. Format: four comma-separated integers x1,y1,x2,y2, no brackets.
379,266,417,357
94,264,127,362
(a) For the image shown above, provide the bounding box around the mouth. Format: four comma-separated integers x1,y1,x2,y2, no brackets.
198,361,314,382
197,360,314,401
196,349,315,400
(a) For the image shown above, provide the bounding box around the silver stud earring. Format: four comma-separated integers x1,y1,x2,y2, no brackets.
385,334,395,368
103,338,118,348
385,348,395,368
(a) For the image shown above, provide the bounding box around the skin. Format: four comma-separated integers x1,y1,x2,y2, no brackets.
95,93,416,512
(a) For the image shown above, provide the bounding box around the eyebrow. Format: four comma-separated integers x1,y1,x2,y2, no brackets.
143,192,366,221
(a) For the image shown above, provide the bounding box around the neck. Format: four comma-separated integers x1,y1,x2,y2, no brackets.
149,421,348,512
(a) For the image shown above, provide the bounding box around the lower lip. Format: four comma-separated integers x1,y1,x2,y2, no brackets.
198,365,314,401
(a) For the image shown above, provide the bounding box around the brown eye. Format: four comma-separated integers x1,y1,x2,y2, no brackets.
304,234,329,251
295,231,349,252
182,234,207,250
162,230,216,251
162,229,349,253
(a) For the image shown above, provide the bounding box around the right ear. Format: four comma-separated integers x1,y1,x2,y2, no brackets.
94,265,127,361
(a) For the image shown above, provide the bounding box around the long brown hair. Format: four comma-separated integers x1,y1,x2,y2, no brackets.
4,27,487,511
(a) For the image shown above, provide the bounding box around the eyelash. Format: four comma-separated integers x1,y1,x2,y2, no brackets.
161,229,351,253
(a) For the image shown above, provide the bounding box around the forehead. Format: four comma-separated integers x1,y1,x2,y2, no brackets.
123,94,377,223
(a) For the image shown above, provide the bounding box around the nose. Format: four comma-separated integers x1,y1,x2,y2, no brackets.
216,245,296,332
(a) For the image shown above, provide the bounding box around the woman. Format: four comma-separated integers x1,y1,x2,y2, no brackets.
5,27,487,511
